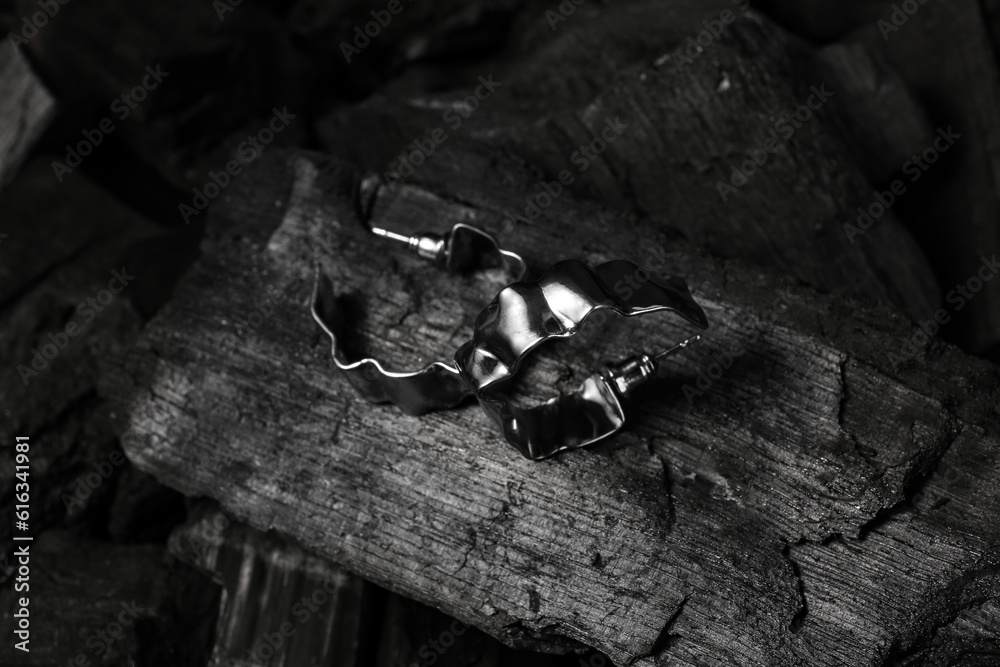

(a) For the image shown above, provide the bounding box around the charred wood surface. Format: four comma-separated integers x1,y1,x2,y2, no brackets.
102,147,1000,666
0,44,54,186
2,0,997,665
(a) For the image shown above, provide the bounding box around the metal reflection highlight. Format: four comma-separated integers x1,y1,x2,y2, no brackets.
455,259,708,459
312,223,526,416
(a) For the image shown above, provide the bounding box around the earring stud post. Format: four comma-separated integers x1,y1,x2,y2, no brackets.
312,221,527,415
370,226,445,262
653,334,701,361
370,226,413,246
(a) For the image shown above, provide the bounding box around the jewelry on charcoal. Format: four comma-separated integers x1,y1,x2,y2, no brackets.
453,259,709,459
311,222,527,416
314,236,709,458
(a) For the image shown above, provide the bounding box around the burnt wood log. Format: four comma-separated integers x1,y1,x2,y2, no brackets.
842,0,1000,358
0,531,218,666
0,154,212,664
12,0,524,201
169,502,385,667
812,42,936,185
170,502,597,666
0,43,54,186
0,158,161,546
4,0,997,664
100,147,1000,666
317,10,941,323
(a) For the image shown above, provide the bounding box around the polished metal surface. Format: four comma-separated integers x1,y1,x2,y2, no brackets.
311,223,526,416
371,222,527,278
311,273,469,415
454,259,708,459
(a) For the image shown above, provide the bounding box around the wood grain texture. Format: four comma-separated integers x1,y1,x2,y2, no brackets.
101,148,1000,666
169,503,384,667
318,10,941,323
170,502,595,666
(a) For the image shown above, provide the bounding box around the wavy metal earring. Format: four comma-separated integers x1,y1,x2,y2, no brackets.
454,259,708,460
311,223,527,416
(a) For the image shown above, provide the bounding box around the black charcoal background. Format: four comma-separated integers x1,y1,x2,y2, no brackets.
1,0,998,666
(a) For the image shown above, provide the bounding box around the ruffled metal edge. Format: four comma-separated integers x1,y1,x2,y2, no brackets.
454,259,709,458
311,272,470,416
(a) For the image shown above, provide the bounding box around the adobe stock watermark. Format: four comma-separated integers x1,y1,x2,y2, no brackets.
242,571,357,665
382,75,502,184
842,126,961,244
41,596,147,661
545,0,588,31
61,450,127,516
77,600,148,662
51,65,169,182
7,0,71,47
244,567,474,665
217,282,294,349
889,254,1000,370
407,620,469,667
16,267,135,386
504,116,630,231
183,508,234,563
340,0,413,62
563,245,678,351
656,0,751,73
576,652,611,667
715,84,834,201
877,0,930,41
681,288,793,404
908,446,975,511
179,106,297,224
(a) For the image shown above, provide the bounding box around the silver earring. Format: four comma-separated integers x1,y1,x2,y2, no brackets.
454,259,708,459
311,223,526,416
